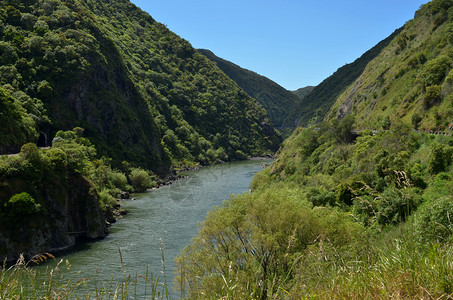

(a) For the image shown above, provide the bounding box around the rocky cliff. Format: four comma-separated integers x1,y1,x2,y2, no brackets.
0,169,106,262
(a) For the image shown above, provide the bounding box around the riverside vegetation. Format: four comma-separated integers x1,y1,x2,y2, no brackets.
1,0,453,299
176,118,453,299
176,0,453,298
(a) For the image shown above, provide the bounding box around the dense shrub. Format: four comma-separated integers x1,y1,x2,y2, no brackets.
428,142,453,174
417,196,453,243
3,192,40,224
420,55,451,87
128,168,154,192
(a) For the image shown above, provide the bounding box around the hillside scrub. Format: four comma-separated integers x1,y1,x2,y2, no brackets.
176,117,453,298
329,0,453,132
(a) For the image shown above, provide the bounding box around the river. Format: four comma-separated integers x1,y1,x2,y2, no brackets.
38,159,269,298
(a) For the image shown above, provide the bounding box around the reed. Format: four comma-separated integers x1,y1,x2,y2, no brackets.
0,252,171,299
304,222,453,299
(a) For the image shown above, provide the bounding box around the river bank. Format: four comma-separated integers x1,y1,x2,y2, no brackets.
35,159,271,298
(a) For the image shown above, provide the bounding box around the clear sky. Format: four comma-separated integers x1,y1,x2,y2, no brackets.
130,0,430,91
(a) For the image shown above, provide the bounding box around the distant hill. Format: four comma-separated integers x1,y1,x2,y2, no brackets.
284,27,403,128
198,49,300,128
292,86,315,99
328,0,453,131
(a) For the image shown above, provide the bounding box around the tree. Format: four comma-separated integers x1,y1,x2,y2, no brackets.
128,168,154,192
3,192,41,225
332,115,356,144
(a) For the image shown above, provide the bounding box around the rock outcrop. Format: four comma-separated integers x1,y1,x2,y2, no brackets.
0,172,107,263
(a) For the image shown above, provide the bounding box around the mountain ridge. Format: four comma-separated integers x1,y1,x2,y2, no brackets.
198,48,300,129
328,0,453,131
284,27,404,128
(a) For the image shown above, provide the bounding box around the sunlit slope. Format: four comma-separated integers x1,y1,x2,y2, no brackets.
328,0,453,131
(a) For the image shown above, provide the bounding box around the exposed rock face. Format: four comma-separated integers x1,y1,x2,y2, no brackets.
0,172,107,263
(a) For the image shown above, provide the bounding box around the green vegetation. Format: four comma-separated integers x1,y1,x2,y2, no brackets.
198,49,300,129
128,168,155,193
0,86,48,154
291,85,314,99
0,253,170,299
285,28,403,128
177,115,453,298
329,0,453,131
0,0,280,173
0,128,160,260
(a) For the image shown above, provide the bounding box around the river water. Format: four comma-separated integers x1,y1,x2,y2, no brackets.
38,159,268,298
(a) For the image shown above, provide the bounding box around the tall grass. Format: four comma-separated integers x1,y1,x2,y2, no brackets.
0,252,171,299
299,222,453,299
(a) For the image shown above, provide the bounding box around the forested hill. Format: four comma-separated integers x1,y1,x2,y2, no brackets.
198,49,300,128
328,0,453,131
0,0,281,173
283,27,403,128
291,86,314,99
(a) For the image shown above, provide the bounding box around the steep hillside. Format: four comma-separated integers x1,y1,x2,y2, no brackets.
198,49,300,128
329,0,453,131
292,86,314,99
284,27,402,128
0,0,280,173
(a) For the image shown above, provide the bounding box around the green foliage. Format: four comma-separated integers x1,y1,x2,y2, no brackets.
52,129,97,173
354,185,421,227
331,114,356,143
417,196,453,243
424,85,442,109
199,49,300,128
0,0,280,171
108,170,128,191
3,192,40,225
176,184,363,299
128,167,154,192
98,188,116,210
0,87,40,152
428,142,453,174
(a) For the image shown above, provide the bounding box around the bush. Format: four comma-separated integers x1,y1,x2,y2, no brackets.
374,186,421,226
304,186,335,207
98,189,116,209
423,85,442,109
4,192,40,224
428,142,453,174
128,168,154,192
417,196,453,243
420,55,451,87
108,171,128,190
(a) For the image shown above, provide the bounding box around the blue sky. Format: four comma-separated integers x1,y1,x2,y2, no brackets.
130,0,430,90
